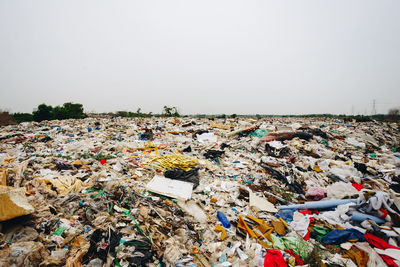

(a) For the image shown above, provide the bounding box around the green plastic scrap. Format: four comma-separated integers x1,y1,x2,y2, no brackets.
193,253,207,267
311,226,330,242
113,258,123,267
88,189,106,198
370,153,376,159
271,234,309,260
250,129,268,138
122,209,153,244
283,236,309,260
51,227,67,236
321,139,329,146
270,234,285,250
108,203,114,214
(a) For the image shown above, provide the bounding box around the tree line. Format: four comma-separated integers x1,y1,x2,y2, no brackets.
113,106,180,118
11,102,86,123
2,104,182,125
1,104,398,126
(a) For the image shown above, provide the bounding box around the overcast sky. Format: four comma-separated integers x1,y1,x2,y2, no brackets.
1,1,399,115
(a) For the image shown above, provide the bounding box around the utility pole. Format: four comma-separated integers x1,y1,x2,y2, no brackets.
372,99,377,115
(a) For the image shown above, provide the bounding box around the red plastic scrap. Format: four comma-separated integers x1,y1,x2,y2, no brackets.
352,183,363,191
379,208,389,219
364,233,400,267
299,210,319,215
264,249,287,267
303,231,310,241
284,249,304,265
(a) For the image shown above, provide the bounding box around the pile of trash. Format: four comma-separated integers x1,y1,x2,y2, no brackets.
0,116,399,266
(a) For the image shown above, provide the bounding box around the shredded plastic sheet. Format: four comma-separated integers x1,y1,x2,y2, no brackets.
36,176,86,196
269,235,309,260
132,141,168,151
196,133,218,143
145,154,199,171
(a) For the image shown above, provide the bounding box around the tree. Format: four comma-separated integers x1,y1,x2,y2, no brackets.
62,102,85,119
11,113,33,123
163,106,173,116
388,108,399,117
162,106,180,117
136,108,142,117
32,102,85,122
116,111,128,117
33,104,53,122
388,108,400,121
52,106,68,120
172,106,180,117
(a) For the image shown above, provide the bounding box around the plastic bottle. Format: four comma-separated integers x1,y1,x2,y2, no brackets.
217,211,231,228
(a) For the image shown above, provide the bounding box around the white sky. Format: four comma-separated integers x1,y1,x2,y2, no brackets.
1,0,399,115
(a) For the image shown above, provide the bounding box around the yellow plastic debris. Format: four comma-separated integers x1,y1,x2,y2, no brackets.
146,154,199,171
313,165,323,172
37,176,85,196
133,142,168,151
3,158,15,164
210,123,232,131
0,169,6,186
214,225,227,241
0,185,34,221
71,160,83,166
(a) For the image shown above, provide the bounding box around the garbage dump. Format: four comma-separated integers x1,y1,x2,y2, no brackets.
0,116,399,266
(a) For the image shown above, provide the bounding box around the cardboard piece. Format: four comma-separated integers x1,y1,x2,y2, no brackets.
249,191,278,212
146,175,193,201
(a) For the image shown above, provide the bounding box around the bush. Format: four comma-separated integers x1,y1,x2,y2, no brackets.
33,104,53,122
11,113,33,123
52,106,68,120
31,102,86,122
387,108,400,121
115,108,153,118
58,102,85,119
354,116,372,122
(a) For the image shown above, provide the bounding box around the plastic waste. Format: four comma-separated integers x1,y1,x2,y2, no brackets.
275,209,294,222
327,182,359,199
0,185,35,221
1,116,399,266
321,228,366,245
217,211,231,228
351,211,386,224
277,199,357,210
306,187,327,200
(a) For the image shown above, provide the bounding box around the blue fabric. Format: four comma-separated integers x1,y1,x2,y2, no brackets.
321,228,365,245
275,209,294,223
